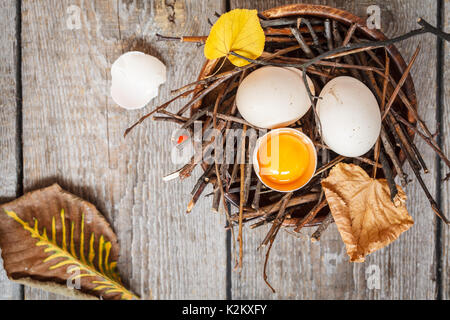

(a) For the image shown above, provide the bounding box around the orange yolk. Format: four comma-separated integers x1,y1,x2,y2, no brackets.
257,131,315,191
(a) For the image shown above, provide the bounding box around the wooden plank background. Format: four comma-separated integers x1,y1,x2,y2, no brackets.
442,0,449,300
0,0,448,300
0,0,23,300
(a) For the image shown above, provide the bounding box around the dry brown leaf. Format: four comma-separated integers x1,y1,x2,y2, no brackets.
0,184,138,300
321,163,414,262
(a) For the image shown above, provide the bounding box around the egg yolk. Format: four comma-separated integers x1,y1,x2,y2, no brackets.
257,131,315,191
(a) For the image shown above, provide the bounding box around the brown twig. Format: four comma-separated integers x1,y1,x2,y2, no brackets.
215,162,238,266
401,120,429,174
262,214,284,294
303,18,324,53
124,88,195,137
152,116,185,125
391,109,450,171
386,113,422,172
290,26,314,58
231,193,320,221
187,180,209,214
380,126,408,187
251,180,263,210
381,46,420,121
294,199,328,233
237,124,247,269
261,192,293,247
177,76,230,116
379,148,399,203
360,46,437,145
314,156,346,177
386,113,449,224
191,164,214,196
343,23,357,46
230,18,448,71
205,111,261,129
211,183,221,212
311,213,334,242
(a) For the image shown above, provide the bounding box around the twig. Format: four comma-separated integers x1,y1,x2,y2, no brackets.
260,18,298,28
205,111,261,129
381,46,421,121
262,214,284,294
152,116,185,125
303,18,324,53
324,19,333,50
380,126,408,187
311,213,334,242
177,76,230,116
237,124,247,269
179,120,227,179
243,143,253,204
314,156,346,177
290,26,314,58
359,45,438,146
211,183,221,212
229,18,448,71
264,25,324,36
251,180,263,210
231,193,320,221
187,180,208,213
124,88,195,137
391,109,450,171
401,120,429,174
372,139,381,178
386,113,422,172
275,55,385,76
172,44,300,96
380,51,390,113
379,148,399,203
343,23,357,46
214,162,238,266
261,192,293,247
386,113,449,224
191,164,214,196
294,199,328,233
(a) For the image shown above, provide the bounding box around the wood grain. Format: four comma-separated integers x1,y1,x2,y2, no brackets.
20,0,226,300
230,0,441,299
2,0,446,300
0,0,23,300
442,0,449,300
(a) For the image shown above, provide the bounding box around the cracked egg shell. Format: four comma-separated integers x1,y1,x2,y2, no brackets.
236,66,314,129
317,76,381,157
110,51,166,110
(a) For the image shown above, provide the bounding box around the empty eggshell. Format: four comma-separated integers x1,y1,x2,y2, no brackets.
317,76,381,157
236,66,314,129
111,51,166,110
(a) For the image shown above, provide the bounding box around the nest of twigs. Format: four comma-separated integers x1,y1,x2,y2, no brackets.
125,4,450,292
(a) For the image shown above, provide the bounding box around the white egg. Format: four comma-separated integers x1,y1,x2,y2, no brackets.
317,76,381,157
236,66,314,129
110,51,166,110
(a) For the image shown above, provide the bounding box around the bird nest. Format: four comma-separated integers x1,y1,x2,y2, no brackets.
124,4,449,291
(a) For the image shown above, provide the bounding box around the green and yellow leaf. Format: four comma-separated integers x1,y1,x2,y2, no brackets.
0,184,138,300
204,9,265,67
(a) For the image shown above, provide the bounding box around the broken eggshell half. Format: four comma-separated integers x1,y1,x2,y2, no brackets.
110,51,166,110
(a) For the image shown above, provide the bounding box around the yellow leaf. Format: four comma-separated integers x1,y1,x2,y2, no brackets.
204,9,265,67
321,163,414,263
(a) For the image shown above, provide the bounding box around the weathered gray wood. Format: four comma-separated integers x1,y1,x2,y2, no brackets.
442,0,449,300
21,0,226,300
0,0,23,300
230,0,439,299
